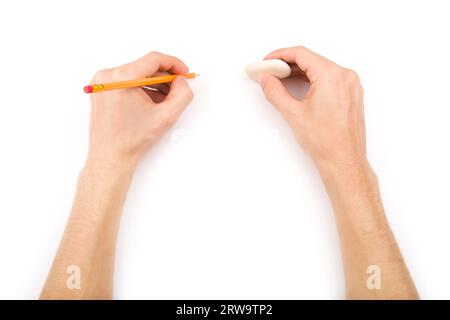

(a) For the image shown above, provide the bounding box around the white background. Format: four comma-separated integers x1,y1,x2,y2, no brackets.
0,0,449,299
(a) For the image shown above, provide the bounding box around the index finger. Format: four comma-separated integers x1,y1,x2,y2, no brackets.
264,46,334,81
119,51,189,79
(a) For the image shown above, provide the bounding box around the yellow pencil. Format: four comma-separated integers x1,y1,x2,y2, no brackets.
84,73,198,94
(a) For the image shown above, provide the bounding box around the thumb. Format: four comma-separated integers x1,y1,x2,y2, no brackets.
259,73,300,113
162,76,194,115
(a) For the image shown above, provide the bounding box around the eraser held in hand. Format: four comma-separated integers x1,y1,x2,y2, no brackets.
245,59,292,81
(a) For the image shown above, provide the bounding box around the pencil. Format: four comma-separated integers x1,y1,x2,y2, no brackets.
83,73,198,94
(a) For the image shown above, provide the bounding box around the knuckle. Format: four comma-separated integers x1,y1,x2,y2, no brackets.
294,45,308,58
111,66,133,80
149,51,161,58
320,65,342,82
344,68,360,83
92,69,111,82
340,68,360,85
330,65,344,77
326,67,361,86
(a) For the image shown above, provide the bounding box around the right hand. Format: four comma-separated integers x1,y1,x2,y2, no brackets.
259,46,367,171
87,51,194,167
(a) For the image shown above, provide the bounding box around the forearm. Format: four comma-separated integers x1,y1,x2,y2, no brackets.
40,158,136,299
318,160,418,299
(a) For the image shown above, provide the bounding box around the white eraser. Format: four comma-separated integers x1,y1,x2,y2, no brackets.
245,59,292,81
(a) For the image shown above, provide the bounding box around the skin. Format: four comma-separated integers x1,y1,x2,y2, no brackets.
259,46,418,299
40,51,193,299
41,47,418,300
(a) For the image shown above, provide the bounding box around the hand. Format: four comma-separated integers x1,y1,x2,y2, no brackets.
259,46,366,171
87,51,194,167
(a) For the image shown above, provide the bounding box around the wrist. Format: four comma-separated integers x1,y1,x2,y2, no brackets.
317,159,390,243
85,148,140,173
71,153,136,225
83,154,138,178
315,156,376,184
316,158,380,205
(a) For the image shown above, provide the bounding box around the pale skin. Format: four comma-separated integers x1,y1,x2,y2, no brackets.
41,47,418,299
40,52,193,299
260,46,418,299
